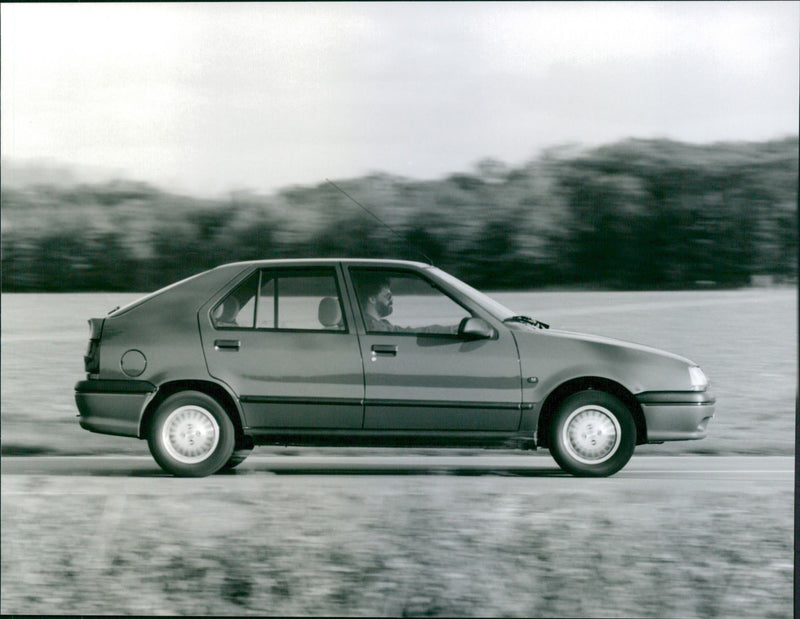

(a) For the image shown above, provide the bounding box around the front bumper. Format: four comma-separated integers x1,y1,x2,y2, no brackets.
75,379,156,438
636,390,716,442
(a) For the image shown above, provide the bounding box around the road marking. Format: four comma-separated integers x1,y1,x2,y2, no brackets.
0,455,793,481
1,469,792,488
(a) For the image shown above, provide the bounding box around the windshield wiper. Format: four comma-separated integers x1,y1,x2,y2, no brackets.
504,315,549,329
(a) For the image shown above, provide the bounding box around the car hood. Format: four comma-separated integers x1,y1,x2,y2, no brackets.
510,325,697,395
539,328,694,365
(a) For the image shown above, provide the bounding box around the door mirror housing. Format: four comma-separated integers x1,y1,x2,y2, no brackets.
458,317,496,340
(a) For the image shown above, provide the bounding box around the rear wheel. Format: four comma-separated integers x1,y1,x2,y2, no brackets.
148,391,235,477
549,390,635,477
217,435,254,472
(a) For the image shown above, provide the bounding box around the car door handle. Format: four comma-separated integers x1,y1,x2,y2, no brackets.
371,344,398,356
215,339,240,351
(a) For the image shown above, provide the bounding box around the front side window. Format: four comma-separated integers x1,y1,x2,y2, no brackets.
351,268,470,335
213,268,346,332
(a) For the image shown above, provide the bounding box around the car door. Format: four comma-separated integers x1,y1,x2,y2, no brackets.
198,265,364,430
346,266,522,431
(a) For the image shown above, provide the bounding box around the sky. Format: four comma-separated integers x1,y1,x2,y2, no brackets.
2,1,798,197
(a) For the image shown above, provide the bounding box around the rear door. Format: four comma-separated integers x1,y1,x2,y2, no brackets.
199,265,364,430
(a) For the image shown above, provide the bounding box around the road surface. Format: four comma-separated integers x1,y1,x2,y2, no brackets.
2,454,794,617
1,453,793,482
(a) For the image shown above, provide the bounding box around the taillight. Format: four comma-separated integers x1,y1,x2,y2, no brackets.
84,318,104,375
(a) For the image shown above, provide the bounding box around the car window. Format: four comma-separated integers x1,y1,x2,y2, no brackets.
350,268,471,335
257,268,346,331
211,271,258,328
428,266,515,321
213,268,346,332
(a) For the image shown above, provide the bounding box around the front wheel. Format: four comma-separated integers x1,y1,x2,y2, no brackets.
549,390,636,477
148,391,235,477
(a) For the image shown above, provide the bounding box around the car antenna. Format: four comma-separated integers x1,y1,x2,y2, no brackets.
326,178,434,266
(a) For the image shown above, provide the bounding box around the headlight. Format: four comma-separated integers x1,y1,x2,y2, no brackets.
688,366,708,391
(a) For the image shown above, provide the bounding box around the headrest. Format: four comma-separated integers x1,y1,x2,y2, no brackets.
318,297,342,327
217,296,240,323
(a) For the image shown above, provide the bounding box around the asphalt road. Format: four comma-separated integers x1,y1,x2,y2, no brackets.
1,454,793,482
3,454,794,617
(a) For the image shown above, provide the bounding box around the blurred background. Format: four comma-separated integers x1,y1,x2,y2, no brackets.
1,2,797,294
1,138,797,292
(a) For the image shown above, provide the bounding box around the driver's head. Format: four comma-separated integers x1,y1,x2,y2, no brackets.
360,275,393,318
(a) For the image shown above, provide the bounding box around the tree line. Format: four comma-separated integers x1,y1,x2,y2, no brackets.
1,137,796,292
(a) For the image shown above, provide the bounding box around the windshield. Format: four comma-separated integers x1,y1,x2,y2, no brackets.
427,267,516,321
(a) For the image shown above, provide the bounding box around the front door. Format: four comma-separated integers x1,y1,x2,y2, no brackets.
348,267,522,432
199,266,364,430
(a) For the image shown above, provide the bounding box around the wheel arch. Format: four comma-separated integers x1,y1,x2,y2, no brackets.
139,379,247,446
536,377,646,448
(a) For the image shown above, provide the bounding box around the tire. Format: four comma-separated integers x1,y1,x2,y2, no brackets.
217,435,254,472
148,391,235,477
548,390,636,477
217,448,253,472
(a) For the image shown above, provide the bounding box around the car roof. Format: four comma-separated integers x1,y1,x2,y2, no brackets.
216,258,433,270
108,259,436,318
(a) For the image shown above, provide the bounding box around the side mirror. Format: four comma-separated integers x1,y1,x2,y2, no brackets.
458,317,496,340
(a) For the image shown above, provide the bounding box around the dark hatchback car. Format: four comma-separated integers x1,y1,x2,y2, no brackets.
75,259,715,477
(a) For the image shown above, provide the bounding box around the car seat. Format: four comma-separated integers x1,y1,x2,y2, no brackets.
318,297,343,329
215,296,240,326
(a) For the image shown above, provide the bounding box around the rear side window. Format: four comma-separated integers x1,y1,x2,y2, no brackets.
212,268,346,332
211,272,258,328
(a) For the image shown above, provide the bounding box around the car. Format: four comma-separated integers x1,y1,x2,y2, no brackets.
75,258,715,477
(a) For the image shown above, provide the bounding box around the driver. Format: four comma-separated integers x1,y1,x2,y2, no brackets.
358,275,458,334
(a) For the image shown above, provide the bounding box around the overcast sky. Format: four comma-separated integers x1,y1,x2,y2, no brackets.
2,2,798,196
